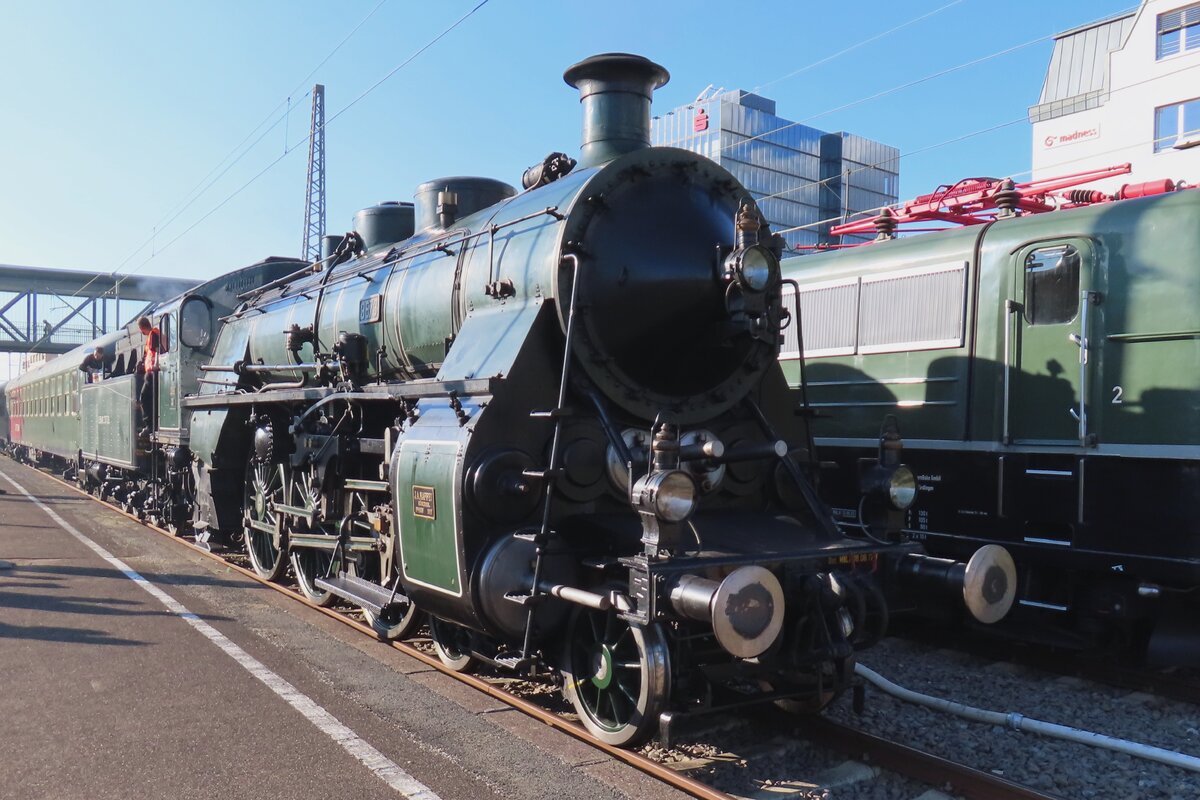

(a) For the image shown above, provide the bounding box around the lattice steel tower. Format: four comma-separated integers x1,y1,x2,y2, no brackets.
301,84,326,261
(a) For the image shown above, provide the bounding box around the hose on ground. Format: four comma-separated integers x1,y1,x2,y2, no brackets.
855,663,1200,774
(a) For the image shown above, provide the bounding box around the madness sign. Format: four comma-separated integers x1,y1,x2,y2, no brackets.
412,485,437,520
1042,126,1100,149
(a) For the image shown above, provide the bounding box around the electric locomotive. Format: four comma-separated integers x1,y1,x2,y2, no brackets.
177,53,1014,744
781,172,1200,661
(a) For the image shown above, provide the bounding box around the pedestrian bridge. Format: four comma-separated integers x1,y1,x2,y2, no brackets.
0,264,198,356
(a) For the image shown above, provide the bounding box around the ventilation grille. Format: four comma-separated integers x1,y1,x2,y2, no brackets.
859,265,965,353
780,261,966,359
781,280,858,358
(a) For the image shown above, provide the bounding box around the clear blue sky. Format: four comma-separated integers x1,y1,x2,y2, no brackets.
0,0,1136,285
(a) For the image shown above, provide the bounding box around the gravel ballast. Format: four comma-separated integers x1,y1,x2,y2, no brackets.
826,637,1200,799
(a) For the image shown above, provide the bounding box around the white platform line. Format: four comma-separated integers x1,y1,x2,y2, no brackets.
0,468,441,800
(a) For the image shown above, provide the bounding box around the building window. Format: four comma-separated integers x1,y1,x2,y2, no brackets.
1157,4,1200,59
1154,98,1200,151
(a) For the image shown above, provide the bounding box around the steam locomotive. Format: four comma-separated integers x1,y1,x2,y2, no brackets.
780,173,1200,662
5,54,1015,745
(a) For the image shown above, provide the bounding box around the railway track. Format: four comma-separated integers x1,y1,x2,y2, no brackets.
890,618,1200,707
12,457,1062,800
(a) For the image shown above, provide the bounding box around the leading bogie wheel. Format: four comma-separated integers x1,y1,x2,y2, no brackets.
243,461,289,582
429,617,478,673
560,604,670,747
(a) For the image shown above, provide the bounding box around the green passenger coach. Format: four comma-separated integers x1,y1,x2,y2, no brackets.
781,184,1200,659
5,256,305,529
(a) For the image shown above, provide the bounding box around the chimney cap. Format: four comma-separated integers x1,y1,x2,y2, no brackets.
563,53,669,93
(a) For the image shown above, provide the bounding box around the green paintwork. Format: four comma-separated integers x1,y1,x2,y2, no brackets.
437,301,545,381
394,438,464,596
1008,236,1095,444
6,349,87,460
80,375,138,467
4,257,306,480
157,309,182,432
780,189,1200,449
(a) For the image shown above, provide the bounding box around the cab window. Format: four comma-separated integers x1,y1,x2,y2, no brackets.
1024,244,1081,325
158,314,172,352
179,296,212,350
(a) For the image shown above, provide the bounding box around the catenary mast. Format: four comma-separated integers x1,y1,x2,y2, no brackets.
301,84,326,261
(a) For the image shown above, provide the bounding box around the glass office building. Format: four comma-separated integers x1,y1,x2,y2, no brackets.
651,90,899,249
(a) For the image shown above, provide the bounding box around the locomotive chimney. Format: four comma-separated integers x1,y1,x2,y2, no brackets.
563,53,670,168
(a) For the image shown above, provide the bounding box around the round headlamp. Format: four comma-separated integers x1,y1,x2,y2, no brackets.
637,470,698,522
726,245,777,293
888,465,917,510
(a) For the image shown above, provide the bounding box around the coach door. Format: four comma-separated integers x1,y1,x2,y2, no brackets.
1005,237,1101,445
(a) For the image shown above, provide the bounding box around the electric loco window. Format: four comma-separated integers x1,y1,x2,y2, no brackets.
1024,245,1080,325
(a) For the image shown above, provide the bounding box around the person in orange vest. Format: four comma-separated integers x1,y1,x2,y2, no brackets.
137,316,161,436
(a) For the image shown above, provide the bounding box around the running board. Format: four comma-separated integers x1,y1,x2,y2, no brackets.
314,574,406,615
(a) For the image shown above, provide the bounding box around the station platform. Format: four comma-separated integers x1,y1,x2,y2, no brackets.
0,460,687,800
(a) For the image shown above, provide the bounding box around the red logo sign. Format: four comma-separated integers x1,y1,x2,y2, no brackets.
694,108,709,133
1042,126,1100,149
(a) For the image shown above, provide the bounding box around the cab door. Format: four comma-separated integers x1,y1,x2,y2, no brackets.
1005,238,1102,445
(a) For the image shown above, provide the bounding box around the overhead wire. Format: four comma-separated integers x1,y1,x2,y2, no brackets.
719,30,1067,157
126,0,493,278
24,0,489,364
775,120,1198,238
760,55,1199,236
24,2,1167,364
49,0,392,315
121,0,390,273
749,0,968,95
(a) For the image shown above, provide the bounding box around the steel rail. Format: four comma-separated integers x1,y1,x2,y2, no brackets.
12,458,1072,800
12,459,732,800
793,716,1063,800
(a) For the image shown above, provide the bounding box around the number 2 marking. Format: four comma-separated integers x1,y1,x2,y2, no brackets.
1112,386,1123,404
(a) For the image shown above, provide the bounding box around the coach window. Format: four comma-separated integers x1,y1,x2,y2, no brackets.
1024,244,1080,325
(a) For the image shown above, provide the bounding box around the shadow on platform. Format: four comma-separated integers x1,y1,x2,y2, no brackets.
9,562,251,589
0,620,146,646
0,494,90,503
0,589,229,625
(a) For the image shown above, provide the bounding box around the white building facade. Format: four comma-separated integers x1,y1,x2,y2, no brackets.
1030,0,1200,191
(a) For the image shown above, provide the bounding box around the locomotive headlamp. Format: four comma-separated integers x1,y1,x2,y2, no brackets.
725,244,777,293
635,469,698,522
887,466,917,510
861,463,917,511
